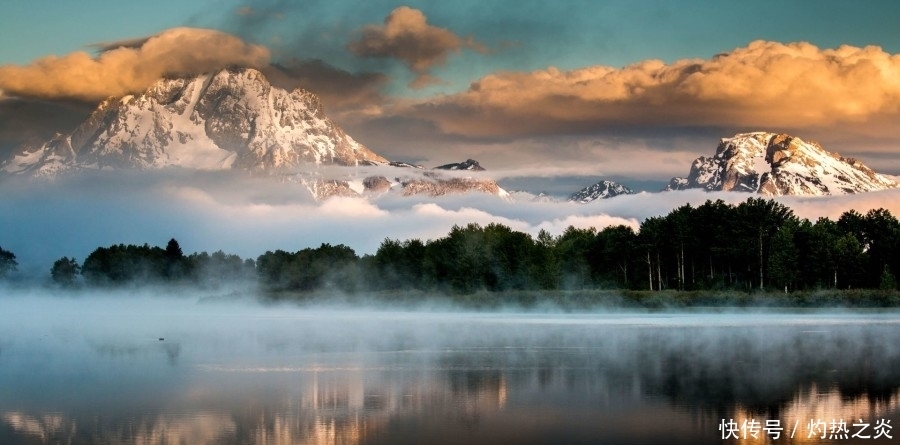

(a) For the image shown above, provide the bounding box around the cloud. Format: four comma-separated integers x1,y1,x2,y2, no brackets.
348,6,485,88
262,59,388,114
0,97,95,161
0,27,270,101
396,40,900,137
3,170,899,277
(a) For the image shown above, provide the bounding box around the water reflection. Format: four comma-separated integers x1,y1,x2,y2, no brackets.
2,309,900,444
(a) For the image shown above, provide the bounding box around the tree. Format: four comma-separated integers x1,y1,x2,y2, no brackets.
596,225,637,288
555,226,597,289
530,229,560,290
51,257,81,286
164,238,186,280
880,264,898,290
735,198,797,290
0,246,17,278
767,222,799,291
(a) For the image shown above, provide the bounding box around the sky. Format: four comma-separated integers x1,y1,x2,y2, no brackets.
1,1,900,271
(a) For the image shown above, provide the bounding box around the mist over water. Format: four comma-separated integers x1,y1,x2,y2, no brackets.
1,291,900,444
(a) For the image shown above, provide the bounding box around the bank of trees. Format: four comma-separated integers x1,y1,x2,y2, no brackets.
359,198,899,293
72,238,255,287
19,198,900,294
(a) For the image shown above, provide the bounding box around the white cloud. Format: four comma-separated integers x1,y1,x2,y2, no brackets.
1,171,898,276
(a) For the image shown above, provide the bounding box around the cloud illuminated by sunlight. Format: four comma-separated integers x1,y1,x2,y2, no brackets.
398,41,900,137
0,28,270,101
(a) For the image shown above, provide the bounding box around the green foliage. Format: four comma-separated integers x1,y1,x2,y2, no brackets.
51,257,81,286
881,265,898,290
0,245,16,278
59,200,900,298
257,243,360,292
82,244,167,285
80,240,250,287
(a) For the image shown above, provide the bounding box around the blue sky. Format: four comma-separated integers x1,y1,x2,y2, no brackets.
4,0,899,91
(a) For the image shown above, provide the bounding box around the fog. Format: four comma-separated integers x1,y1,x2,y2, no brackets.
2,169,900,277
3,290,900,444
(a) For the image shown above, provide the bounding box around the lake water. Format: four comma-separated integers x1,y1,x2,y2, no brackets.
2,294,900,444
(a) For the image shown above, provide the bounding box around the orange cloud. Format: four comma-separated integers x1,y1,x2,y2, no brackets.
401,40,900,137
348,6,484,88
0,27,270,101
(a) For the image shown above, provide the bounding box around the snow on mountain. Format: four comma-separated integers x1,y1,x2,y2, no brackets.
569,180,634,203
0,68,510,200
367,159,505,198
665,132,898,195
1,68,386,177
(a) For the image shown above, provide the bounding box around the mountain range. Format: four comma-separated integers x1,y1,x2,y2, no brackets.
0,68,501,199
2,69,897,201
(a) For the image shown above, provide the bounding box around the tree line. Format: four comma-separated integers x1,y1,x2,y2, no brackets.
2,198,899,294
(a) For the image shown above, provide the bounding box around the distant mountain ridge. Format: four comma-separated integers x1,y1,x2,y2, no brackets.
665,132,897,195
569,180,634,203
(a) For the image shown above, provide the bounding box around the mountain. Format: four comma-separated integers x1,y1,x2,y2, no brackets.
569,180,634,203
1,68,386,177
367,159,505,198
0,68,508,199
665,132,898,195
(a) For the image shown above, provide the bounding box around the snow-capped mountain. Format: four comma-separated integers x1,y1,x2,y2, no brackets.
370,158,505,197
569,180,634,203
665,132,898,195
1,68,386,177
0,68,510,200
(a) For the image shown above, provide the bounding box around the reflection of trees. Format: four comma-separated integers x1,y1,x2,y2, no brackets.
6,323,900,444
730,385,900,444
2,366,512,445
2,411,234,445
628,326,900,413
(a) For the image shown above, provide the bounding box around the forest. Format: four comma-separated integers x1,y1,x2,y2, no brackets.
2,198,899,297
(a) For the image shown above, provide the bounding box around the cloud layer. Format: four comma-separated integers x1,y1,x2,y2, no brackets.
0,27,270,101
348,6,485,88
397,40,900,137
2,170,899,277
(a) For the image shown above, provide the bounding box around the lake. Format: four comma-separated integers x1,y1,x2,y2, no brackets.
1,293,899,444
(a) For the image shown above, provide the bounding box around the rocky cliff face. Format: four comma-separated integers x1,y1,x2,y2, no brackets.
665,132,898,195
2,68,386,177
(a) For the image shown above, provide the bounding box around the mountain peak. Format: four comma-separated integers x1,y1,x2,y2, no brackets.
570,179,634,203
665,132,897,195
2,68,386,177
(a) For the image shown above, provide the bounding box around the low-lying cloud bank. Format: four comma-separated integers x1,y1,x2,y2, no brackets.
2,170,899,277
